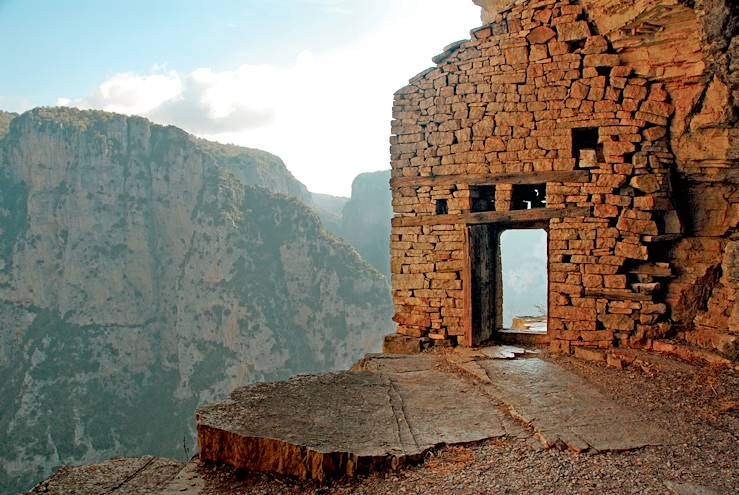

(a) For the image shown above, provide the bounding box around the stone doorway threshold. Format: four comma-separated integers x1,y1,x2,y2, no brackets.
194,347,669,485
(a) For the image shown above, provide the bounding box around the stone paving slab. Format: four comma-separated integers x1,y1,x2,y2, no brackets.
197,354,512,483
196,350,672,483
32,348,682,491
474,357,671,452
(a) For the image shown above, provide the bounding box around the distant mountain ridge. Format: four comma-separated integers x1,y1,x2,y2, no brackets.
0,107,393,493
0,111,17,138
340,171,393,278
195,138,311,202
308,173,393,278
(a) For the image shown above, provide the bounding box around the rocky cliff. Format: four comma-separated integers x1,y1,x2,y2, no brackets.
310,192,349,236
340,171,393,278
0,111,17,138
0,107,393,493
308,173,393,279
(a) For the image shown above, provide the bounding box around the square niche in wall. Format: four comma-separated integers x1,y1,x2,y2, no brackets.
572,127,601,168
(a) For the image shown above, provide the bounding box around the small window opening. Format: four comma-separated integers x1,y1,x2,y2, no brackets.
501,229,548,334
436,199,448,215
471,186,496,212
572,127,601,166
596,66,611,77
512,184,546,210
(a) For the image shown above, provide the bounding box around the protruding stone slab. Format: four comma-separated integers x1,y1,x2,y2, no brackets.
196,351,678,484
197,356,508,483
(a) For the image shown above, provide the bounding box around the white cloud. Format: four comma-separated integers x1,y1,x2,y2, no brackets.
63,72,183,116
58,0,481,196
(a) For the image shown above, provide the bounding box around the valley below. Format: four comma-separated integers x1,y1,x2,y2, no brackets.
0,108,394,493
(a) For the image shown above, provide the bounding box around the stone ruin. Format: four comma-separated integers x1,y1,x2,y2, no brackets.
386,0,738,362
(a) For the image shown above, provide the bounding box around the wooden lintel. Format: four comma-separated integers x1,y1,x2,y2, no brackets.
391,206,590,228
390,170,591,189
583,289,653,301
628,263,672,278
642,234,682,243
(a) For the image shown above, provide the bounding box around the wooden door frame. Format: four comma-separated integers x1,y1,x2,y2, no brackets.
463,221,550,347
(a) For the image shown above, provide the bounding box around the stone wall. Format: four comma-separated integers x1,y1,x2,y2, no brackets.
388,0,738,360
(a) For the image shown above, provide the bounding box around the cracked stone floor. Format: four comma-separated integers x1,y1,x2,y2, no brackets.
31,346,701,494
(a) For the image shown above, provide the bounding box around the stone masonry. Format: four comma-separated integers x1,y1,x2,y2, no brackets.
388,0,738,360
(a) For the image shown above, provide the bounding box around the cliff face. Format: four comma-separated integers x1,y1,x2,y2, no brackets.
195,138,311,202
340,171,393,278
310,192,349,236
0,111,17,138
0,108,393,493
307,173,393,279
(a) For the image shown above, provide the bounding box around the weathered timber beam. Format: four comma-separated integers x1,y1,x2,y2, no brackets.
642,234,681,243
583,288,653,301
628,263,672,277
391,206,590,228
390,170,591,188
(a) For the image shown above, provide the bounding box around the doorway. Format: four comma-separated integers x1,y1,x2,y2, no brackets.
500,229,548,334
465,225,548,346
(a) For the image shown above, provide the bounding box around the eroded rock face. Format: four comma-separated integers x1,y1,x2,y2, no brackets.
309,171,393,278
0,107,393,493
575,0,738,359
340,171,393,278
0,111,17,138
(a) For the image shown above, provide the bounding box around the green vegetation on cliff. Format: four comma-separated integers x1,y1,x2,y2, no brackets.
0,107,393,493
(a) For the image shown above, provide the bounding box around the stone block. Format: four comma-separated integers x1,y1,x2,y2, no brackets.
538,86,569,101
383,334,422,354
574,347,606,362
530,44,549,62
527,26,556,44
504,46,529,65
629,175,661,194
640,100,673,118
604,275,627,289
615,242,649,261
392,274,427,290
556,21,591,42
594,204,619,218
602,141,636,156
643,126,666,141
599,314,635,332
583,54,620,67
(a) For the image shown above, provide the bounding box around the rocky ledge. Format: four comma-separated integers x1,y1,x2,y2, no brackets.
195,348,669,484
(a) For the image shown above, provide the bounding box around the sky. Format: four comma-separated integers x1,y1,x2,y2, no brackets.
0,0,481,196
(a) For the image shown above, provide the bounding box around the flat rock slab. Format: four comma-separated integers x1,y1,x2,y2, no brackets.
197,355,510,483
28,457,183,494
196,350,673,484
475,358,670,452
